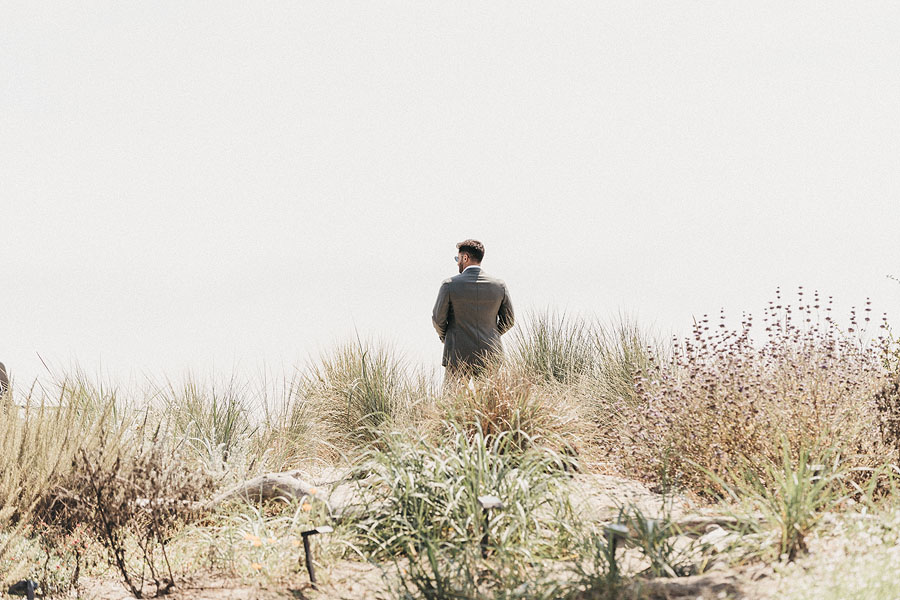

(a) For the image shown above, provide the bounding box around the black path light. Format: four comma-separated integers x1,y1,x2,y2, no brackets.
300,525,333,588
603,523,630,554
8,580,36,600
478,495,503,558
603,523,630,581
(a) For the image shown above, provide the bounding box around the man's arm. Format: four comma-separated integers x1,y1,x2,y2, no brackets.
497,284,514,335
432,280,451,341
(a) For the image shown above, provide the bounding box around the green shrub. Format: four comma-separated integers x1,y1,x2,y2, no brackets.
350,424,577,598
711,441,847,561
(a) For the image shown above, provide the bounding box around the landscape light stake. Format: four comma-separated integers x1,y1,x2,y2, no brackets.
300,526,333,588
604,523,630,555
8,580,36,600
478,495,503,558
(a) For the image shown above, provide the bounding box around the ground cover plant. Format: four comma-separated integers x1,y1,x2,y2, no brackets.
2,291,900,599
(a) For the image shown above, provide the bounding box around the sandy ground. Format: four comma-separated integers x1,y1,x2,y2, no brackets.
73,473,783,600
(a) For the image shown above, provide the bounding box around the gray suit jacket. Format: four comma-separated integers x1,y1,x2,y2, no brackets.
432,267,514,369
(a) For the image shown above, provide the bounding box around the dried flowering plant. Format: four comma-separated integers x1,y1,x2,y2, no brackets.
620,288,894,494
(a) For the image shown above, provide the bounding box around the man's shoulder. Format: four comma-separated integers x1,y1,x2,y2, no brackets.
442,269,508,287
446,271,475,284
477,271,507,286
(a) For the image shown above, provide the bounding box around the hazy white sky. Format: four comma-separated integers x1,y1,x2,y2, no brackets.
2,2,899,387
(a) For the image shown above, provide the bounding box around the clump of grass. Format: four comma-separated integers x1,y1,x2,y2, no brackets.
510,310,595,384
442,366,579,455
509,310,665,439
620,289,892,493
302,339,411,450
350,424,577,598
0,373,126,591
710,440,847,561
254,372,323,472
155,374,257,471
590,313,665,408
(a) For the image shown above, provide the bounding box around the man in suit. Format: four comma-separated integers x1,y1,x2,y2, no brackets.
432,239,515,377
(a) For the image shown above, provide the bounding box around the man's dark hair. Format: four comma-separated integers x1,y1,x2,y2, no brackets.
456,239,485,262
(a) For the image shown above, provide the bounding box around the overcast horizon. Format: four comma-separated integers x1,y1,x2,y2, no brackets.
3,2,899,391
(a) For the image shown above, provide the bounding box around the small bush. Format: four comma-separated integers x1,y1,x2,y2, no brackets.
620,290,892,493
46,433,213,598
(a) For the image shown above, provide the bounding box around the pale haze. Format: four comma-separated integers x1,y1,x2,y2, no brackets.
2,2,899,388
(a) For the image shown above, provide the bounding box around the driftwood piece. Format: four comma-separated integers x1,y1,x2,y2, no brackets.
600,515,762,542
628,572,742,599
673,516,746,535
207,470,329,511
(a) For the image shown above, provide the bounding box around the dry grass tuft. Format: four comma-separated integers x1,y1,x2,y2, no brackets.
298,339,417,454
0,374,128,590
440,366,582,455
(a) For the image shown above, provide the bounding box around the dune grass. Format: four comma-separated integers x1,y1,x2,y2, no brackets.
2,298,899,598
0,374,130,592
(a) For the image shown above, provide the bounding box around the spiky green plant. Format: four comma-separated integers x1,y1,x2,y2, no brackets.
710,441,847,561
619,503,695,578
349,423,577,598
